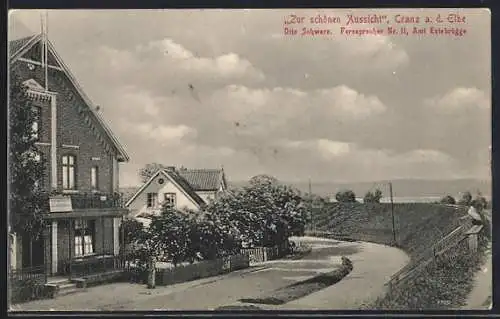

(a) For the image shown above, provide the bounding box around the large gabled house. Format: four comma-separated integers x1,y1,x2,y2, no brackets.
9,34,130,282
125,166,227,219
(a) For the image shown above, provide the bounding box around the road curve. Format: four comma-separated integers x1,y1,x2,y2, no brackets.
227,236,410,310
14,237,409,311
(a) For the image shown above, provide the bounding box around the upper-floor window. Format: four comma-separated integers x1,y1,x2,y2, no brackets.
164,193,176,208
32,106,41,140
147,193,158,208
91,166,99,190
32,151,42,190
62,155,76,190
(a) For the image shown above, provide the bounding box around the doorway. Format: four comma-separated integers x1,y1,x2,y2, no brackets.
21,234,45,270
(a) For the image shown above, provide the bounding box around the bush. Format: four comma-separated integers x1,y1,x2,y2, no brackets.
440,195,456,205
335,190,357,203
10,278,52,304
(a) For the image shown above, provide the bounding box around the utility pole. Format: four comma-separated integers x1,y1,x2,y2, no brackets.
389,182,396,245
308,178,313,232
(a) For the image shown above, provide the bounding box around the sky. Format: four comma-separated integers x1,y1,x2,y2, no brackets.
9,9,491,186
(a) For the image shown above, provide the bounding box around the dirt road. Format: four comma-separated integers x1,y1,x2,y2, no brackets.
14,237,408,311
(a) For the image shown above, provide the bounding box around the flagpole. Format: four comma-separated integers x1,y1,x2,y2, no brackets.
40,13,44,78
44,11,49,92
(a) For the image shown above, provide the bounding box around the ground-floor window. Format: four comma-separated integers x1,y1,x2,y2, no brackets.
74,219,95,257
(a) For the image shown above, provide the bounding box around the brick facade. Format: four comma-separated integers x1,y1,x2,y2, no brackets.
10,37,128,276
11,61,116,193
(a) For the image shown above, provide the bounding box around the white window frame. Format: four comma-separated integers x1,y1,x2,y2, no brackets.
31,106,41,140
62,155,76,190
147,193,158,208
163,193,176,208
91,166,99,190
74,219,95,257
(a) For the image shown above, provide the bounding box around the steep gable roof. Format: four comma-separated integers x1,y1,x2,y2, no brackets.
9,34,129,162
178,168,226,191
124,169,206,208
10,35,36,57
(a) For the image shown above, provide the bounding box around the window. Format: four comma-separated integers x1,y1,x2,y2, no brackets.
62,155,76,190
33,152,42,190
32,106,41,140
147,193,158,208
74,219,94,257
164,193,176,208
91,166,99,190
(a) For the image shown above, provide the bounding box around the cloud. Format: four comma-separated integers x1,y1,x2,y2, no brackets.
315,85,387,119
8,9,490,184
282,138,351,159
88,38,265,95
141,38,265,80
211,84,387,130
131,122,197,145
338,35,409,70
424,87,490,113
401,149,453,164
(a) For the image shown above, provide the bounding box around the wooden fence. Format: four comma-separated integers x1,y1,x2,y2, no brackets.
125,254,250,286
386,216,478,290
240,243,289,264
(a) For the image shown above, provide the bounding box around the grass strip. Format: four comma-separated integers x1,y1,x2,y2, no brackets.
370,236,489,310
239,256,353,305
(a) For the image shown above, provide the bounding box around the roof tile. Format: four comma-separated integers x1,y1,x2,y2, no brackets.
178,169,223,191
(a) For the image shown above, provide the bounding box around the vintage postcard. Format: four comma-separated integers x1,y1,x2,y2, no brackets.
8,8,491,311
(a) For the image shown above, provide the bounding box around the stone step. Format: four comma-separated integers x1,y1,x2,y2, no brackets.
57,282,85,297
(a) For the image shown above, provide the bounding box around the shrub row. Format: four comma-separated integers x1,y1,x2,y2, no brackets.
10,278,56,304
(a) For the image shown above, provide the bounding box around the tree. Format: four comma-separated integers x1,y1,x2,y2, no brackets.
440,195,456,205
457,191,473,206
205,176,308,248
249,174,279,186
364,189,383,203
147,206,196,267
138,163,167,183
119,218,145,257
335,190,357,203
471,193,488,211
8,74,47,238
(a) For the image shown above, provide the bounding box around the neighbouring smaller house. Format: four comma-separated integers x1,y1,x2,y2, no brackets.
125,166,228,218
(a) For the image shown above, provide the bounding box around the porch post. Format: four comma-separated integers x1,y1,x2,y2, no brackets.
51,221,58,275
102,216,105,271
68,220,73,280
43,225,48,283
29,236,33,268
113,218,120,256
121,215,125,268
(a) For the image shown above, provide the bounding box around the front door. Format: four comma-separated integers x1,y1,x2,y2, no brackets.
21,235,45,269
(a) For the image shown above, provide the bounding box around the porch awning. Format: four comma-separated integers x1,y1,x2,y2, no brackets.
43,208,129,220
